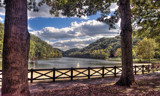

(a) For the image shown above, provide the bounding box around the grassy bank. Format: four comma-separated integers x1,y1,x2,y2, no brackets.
109,58,160,63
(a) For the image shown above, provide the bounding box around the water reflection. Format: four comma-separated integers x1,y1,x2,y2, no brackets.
28,57,122,69
76,63,79,68
0,57,150,70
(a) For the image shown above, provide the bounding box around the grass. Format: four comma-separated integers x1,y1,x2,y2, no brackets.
109,57,160,63
108,57,121,61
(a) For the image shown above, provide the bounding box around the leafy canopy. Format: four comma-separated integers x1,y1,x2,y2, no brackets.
1,0,120,29
28,0,119,29
131,0,160,38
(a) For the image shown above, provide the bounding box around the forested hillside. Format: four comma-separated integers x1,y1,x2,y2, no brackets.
0,23,4,58
63,48,80,57
64,36,141,59
29,34,62,59
0,23,62,59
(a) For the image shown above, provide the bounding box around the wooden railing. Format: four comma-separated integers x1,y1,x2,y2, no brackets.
0,64,160,83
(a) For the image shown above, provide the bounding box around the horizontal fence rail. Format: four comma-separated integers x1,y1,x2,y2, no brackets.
0,64,160,83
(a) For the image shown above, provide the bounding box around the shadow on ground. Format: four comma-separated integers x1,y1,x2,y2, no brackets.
30,72,160,96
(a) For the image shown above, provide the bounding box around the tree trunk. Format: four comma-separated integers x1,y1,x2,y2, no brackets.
2,0,30,95
115,0,135,86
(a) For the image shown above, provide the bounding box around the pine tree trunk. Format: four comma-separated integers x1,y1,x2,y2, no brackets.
2,0,30,95
115,0,135,86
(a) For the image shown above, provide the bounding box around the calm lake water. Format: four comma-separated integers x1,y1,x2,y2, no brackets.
28,57,122,69
0,57,150,69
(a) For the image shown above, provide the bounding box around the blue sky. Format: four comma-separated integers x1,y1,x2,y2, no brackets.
28,12,101,30
0,3,120,51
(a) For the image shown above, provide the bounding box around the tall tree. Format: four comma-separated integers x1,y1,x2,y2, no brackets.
135,38,158,62
2,0,30,95
115,0,135,86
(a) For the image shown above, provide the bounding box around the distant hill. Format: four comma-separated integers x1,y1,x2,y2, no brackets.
57,49,64,53
0,23,62,59
29,34,62,59
63,48,80,57
64,36,141,59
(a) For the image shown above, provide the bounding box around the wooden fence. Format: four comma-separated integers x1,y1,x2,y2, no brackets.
0,64,160,83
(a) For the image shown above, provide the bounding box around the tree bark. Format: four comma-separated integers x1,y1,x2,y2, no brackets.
2,0,30,95
115,0,135,86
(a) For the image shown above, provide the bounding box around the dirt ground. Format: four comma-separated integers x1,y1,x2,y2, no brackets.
30,72,160,96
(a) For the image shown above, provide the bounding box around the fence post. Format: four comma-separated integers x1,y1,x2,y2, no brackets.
134,65,137,75
114,66,117,77
142,65,144,74
53,68,55,82
71,67,73,81
30,68,33,83
102,66,104,78
152,65,155,73
88,67,90,79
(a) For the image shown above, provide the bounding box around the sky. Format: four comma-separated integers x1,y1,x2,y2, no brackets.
0,3,120,51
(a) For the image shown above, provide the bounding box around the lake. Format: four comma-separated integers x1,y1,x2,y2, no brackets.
0,57,149,69
28,57,122,69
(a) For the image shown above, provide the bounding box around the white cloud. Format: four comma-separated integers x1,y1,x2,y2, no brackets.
0,7,5,15
45,35,116,51
28,26,33,31
30,20,120,50
45,37,101,51
31,20,119,40
110,3,118,11
0,17,3,22
28,4,66,19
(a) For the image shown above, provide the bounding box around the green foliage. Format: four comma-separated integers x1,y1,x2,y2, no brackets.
64,36,141,60
0,23,4,58
0,23,62,59
65,36,159,61
65,36,121,59
131,0,160,38
114,48,136,59
132,49,136,59
29,34,62,59
36,0,113,16
135,38,158,60
68,49,109,59
63,48,80,57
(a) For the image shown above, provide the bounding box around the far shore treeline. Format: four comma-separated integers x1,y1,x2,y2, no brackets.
63,36,140,59
63,36,160,61
0,23,62,59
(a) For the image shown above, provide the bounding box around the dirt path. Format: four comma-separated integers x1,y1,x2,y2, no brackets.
30,72,160,96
